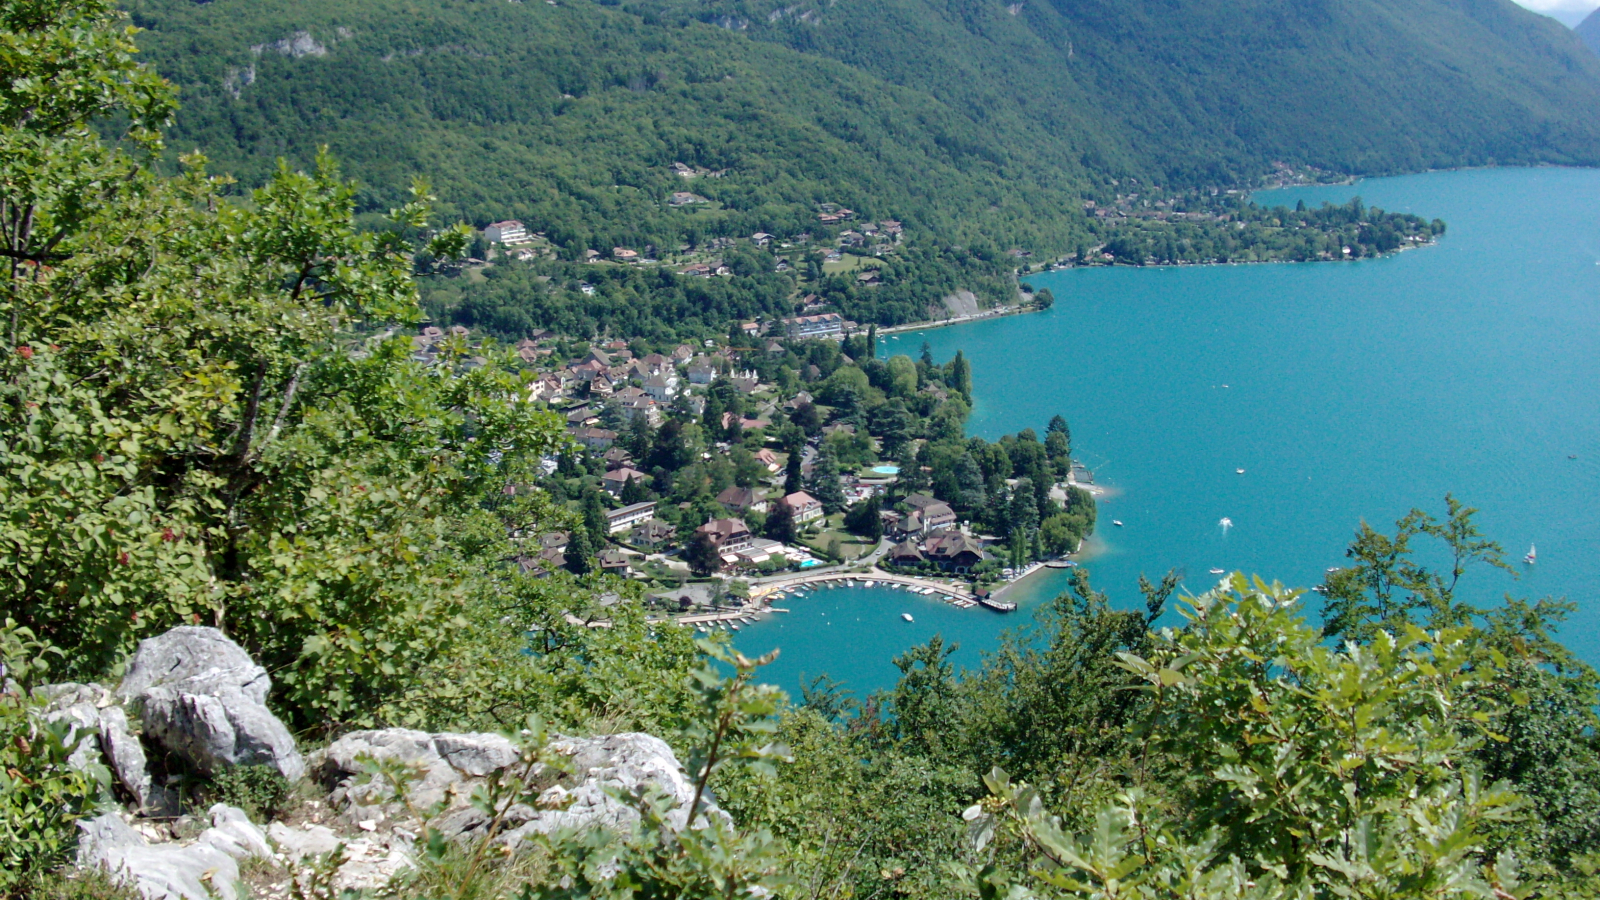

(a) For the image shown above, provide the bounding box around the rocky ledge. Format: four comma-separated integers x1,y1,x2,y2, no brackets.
32,626,712,898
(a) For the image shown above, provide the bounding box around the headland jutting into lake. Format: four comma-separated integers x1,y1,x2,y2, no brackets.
737,166,1600,695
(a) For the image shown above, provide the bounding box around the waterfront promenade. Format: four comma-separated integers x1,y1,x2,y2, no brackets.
749,571,975,606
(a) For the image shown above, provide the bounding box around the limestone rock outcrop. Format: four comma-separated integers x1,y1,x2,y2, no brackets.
77,805,269,900
116,626,304,781
99,705,179,816
318,728,719,845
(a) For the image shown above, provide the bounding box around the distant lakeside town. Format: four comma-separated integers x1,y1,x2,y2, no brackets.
402,191,1439,625
413,296,1097,622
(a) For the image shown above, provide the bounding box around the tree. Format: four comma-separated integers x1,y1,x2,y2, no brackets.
948,350,973,402
808,445,846,514
582,489,609,544
622,414,654,459
1009,476,1041,542
784,451,804,496
844,495,883,541
870,400,917,459
970,578,1528,900
1321,495,1507,644
886,354,918,398
684,531,722,576
1039,513,1080,556
0,0,563,729
620,473,648,505
563,527,593,575
765,502,796,544
1046,414,1071,453
791,400,822,435
898,448,931,495
1045,429,1070,464
891,637,959,757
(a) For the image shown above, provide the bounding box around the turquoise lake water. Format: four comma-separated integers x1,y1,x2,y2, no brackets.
737,167,1600,697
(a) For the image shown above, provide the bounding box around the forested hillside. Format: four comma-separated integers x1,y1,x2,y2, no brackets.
125,0,1100,256
650,0,1600,182
1578,7,1600,54
127,0,1600,258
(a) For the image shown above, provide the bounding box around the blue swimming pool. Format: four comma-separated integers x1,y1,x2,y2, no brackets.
869,465,900,475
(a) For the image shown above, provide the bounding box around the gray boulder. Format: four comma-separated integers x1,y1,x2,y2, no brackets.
321,729,519,815
319,729,719,846
268,822,415,893
502,733,717,843
98,706,178,816
78,805,268,900
37,683,111,772
117,626,303,781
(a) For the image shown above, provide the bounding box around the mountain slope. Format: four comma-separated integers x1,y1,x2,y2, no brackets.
125,0,1105,254
1578,6,1600,54
645,0,1600,180
126,0,1600,254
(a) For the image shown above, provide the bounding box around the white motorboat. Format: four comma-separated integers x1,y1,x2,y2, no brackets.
901,613,914,622
1113,520,1124,527
1208,568,1225,575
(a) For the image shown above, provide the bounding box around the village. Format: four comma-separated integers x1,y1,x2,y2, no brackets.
461,196,907,290
406,253,1099,625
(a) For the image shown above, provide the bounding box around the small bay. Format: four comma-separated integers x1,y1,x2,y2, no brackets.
737,167,1600,696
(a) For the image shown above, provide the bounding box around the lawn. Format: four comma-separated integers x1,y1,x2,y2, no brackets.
821,255,882,276
800,515,875,561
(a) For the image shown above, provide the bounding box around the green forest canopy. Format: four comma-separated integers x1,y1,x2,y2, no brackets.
126,0,1600,262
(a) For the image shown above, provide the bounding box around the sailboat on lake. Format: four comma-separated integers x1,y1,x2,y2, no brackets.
1524,544,1537,565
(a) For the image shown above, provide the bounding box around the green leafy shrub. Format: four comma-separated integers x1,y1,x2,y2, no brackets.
211,764,294,823
0,0,564,732
0,620,109,895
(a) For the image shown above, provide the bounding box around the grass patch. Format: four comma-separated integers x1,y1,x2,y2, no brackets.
801,519,875,561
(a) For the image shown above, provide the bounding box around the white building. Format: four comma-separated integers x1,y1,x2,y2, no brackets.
605,501,657,534
642,374,677,402
484,220,529,244
778,491,824,524
782,313,845,339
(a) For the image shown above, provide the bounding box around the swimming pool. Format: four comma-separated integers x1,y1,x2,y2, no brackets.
869,465,900,475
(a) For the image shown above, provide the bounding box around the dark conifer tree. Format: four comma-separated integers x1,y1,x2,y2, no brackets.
564,527,593,575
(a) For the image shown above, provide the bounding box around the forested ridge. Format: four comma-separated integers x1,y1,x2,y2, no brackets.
127,0,1600,252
